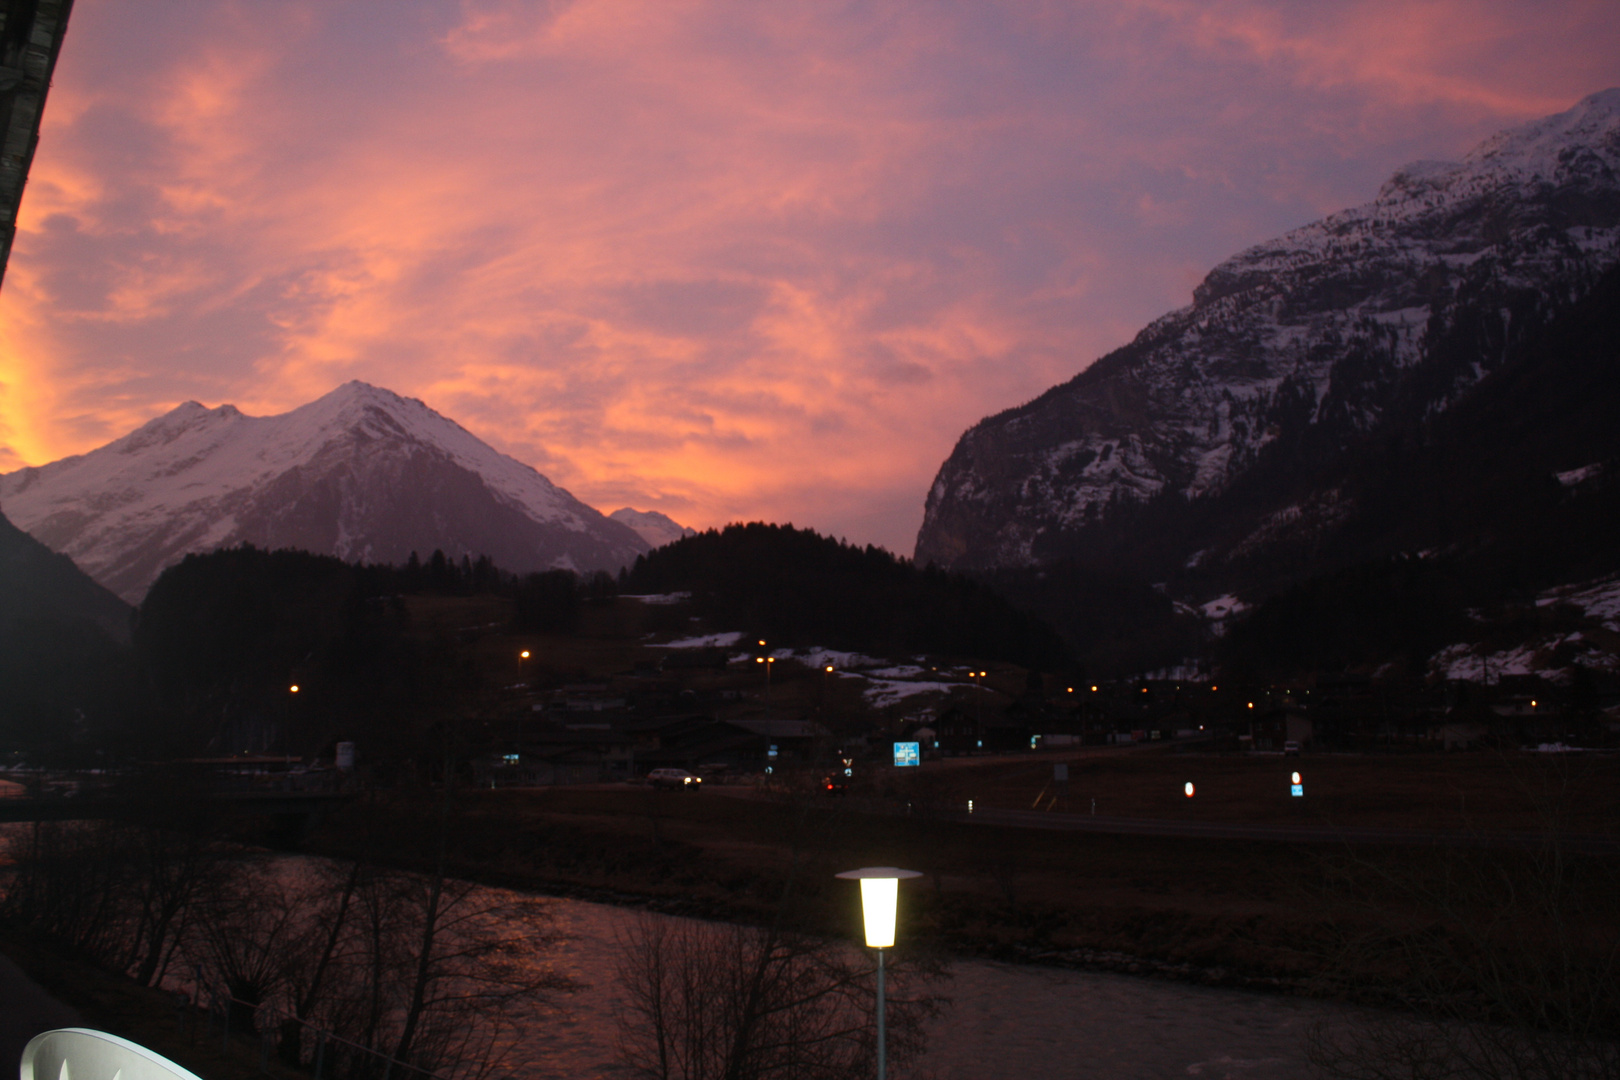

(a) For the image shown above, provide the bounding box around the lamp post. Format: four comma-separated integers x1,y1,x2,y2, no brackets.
837,866,921,1080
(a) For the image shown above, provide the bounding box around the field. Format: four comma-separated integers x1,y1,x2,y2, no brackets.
301,747,1619,1003
913,745,1620,833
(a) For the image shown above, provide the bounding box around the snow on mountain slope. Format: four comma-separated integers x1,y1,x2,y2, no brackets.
0,381,649,602
916,89,1620,571
610,507,697,549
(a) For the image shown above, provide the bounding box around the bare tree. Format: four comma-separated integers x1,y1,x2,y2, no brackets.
2,819,228,987
187,857,306,1031
241,862,571,1080
614,914,948,1080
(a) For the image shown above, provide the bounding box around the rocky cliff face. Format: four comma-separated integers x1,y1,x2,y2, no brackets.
916,89,1620,574
0,381,648,603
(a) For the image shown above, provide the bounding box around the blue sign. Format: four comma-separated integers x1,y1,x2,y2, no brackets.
893,741,920,767
1291,783,1304,797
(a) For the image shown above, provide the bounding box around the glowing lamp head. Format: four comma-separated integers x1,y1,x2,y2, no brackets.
1184,782,1195,798
520,650,530,659
1292,771,1301,785
289,684,300,694
836,867,922,948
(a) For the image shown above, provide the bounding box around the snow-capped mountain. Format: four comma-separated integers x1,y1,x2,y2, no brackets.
610,507,697,549
0,382,649,603
916,89,1620,573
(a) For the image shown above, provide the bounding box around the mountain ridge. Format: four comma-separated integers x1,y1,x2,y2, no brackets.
916,89,1620,578
0,381,649,602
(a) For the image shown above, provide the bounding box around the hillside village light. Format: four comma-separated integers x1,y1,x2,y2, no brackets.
837,867,922,1080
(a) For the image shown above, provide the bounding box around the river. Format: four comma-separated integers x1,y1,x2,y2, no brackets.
521,896,1344,1079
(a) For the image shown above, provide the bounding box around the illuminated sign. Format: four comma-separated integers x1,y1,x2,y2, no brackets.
893,742,920,767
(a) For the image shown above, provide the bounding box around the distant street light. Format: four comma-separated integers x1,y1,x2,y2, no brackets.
289,684,300,694
756,654,776,718
837,867,922,1080
1184,781,1195,798
967,670,989,732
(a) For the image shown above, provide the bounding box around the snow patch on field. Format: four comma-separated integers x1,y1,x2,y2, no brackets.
1538,575,1620,630
661,631,743,649
1200,595,1247,620
1430,635,1620,684
862,677,958,708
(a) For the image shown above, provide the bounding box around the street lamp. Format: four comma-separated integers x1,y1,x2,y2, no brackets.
837,866,922,1080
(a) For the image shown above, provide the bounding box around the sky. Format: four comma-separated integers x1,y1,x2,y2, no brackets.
2,1,1617,555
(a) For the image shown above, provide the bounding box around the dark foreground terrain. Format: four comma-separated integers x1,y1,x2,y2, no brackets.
0,748,1613,1079
304,748,1619,1001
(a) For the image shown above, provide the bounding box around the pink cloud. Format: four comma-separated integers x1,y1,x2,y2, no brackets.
1,0,1616,554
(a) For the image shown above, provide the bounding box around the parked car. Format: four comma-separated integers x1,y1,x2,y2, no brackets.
821,775,848,796
648,768,703,790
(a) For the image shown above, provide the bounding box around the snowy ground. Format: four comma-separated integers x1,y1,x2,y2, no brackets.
1429,574,1620,683
1537,574,1620,630
660,631,743,649
653,636,972,711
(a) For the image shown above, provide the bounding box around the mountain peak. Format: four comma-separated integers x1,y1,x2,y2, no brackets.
0,382,648,601
610,507,697,548
318,379,421,410
1461,86,1620,181
111,399,243,456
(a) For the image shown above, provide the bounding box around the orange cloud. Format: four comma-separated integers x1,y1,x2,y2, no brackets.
1,0,1616,553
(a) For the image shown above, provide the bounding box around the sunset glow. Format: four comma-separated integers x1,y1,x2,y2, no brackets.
2,0,1616,553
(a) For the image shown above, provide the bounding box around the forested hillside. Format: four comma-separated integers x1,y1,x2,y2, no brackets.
621,523,1069,670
